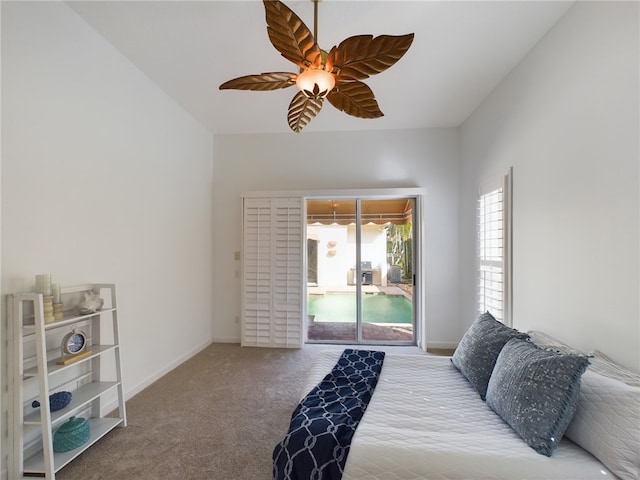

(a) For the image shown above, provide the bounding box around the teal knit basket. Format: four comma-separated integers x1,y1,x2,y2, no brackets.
53,416,90,453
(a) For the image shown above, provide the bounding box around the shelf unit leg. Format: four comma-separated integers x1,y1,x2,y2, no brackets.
109,285,128,426
33,294,56,479
8,295,22,479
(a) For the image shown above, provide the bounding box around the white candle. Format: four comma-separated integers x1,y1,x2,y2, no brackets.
52,283,61,304
35,274,52,296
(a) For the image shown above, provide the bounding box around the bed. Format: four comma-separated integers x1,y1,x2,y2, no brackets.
274,314,639,480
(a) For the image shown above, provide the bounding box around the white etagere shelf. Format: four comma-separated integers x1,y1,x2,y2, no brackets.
21,307,117,334
23,345,118,377
8,283,127,480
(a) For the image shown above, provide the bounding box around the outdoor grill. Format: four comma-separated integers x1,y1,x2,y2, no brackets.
360,261,373,285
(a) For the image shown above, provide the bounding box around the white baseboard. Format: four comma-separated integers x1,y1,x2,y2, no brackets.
426,341,458,350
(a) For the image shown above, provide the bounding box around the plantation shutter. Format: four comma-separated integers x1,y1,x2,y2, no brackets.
242,196,303,348
477,187,504,321
477,169,512,324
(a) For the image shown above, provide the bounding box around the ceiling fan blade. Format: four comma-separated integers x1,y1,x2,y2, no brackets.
326,33,414,80
327,80,383,119
264,0,322,69
287,91,324,132
219,72,297,91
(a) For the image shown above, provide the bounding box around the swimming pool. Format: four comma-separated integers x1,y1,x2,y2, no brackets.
307,293,413,324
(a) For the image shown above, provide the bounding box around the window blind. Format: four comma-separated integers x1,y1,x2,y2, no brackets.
242,196,303,348
477,187,504,321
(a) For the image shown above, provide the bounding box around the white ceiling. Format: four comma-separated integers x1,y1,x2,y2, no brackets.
67,1,574,135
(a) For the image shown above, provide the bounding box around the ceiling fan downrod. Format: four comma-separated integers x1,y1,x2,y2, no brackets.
313,0,321,46
296,0,333,100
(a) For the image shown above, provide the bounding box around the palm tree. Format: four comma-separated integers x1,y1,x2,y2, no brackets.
386,223,412,280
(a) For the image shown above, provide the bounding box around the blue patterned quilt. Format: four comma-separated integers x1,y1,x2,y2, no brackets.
273,349,386,480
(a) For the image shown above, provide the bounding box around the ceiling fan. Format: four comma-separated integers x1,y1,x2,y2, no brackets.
219,0,414,133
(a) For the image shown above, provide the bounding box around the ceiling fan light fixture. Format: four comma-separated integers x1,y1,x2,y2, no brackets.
219,0,414,132
295,68,335,99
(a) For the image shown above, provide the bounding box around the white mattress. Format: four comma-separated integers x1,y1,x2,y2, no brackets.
302,351,616,480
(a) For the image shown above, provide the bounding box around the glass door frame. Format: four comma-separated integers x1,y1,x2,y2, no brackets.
304,189,425,348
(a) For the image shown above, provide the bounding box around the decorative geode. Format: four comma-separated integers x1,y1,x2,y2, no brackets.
79,290,104,314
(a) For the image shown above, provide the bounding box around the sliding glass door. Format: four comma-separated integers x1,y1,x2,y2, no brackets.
306,197,415,345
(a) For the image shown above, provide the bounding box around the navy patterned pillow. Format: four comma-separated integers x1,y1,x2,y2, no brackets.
451,312,529,400
486,338,590,456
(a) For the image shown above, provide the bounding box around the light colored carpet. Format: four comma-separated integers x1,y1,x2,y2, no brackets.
56,343,425,480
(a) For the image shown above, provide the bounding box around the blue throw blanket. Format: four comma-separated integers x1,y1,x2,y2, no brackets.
273,349,386,480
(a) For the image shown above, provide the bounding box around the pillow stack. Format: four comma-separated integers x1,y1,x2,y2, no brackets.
451,313,591,457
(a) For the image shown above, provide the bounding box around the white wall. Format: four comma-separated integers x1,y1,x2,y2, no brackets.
1,1,214,472
212,129,460,349
307,225,351,287
460,1,639,370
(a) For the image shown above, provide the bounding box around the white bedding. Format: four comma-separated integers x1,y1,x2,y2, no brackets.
302,351,616,480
